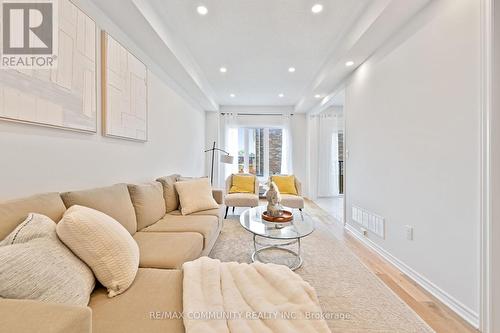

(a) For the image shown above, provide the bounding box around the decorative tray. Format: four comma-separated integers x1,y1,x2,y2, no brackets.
262,210,293,223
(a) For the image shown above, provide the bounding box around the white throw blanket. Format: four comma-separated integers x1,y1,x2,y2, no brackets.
182,257,331,333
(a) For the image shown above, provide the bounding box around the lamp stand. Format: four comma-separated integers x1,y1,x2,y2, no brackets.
204,141,231,186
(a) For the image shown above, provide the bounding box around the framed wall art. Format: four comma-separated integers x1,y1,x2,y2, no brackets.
101,31,148,142
0,0,97,132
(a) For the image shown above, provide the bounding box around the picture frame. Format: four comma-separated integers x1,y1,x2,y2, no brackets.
0,0,98,133
101,31,148,142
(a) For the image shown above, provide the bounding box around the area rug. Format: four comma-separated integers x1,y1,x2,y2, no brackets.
210,214,435,333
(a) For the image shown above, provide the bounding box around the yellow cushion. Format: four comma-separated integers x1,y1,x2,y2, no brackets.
229,175,255,193
272,175,298,195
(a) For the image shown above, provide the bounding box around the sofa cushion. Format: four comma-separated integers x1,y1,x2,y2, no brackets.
229,174,255,193
0,213,95,306
156,174,180,213
271,175,298,195
0,192,66,241
128,182,166,230
0,298,92,333
133,232,203,269
281,194,305,209
61,184,137,235
89,268,184,333
57,206,139,298
174,178,219,215
224,193,259,207
142,215,218,249
169,206,223,220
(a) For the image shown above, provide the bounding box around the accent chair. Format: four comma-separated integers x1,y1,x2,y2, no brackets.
224,174,259,218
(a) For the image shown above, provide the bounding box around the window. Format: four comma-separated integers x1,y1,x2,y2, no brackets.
237,128,283,179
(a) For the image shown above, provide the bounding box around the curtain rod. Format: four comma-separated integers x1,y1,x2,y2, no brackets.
220,113,294,116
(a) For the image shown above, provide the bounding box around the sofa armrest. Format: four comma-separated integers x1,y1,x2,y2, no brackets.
0,299,92,333
212,188,224,204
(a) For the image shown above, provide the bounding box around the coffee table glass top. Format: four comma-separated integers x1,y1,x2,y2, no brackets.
240,206,315,240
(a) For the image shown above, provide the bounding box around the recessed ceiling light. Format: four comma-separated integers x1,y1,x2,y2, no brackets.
314,94,321,99
345,61,354,67
219,67,227,73
278,93,284,98
288,67,296,73
197,5,208,15
311,4,323,14
230,93,235,98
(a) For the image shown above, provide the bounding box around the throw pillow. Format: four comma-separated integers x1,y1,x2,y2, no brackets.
271,175,298,195
156,174,181,213
128,181,166,230
0,213,95,306
174,178,219,215
57,205,139,297
229,174,255,193
176,176,210,212
61,184,138,235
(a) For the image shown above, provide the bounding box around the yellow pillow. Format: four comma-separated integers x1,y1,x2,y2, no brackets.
271,175,297,195
229,175,255,193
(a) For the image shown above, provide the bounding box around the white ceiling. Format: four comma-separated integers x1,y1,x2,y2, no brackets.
89,0,432,112
143,0,369,106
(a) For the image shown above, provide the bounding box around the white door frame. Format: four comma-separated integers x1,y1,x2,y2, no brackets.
480,0,493,331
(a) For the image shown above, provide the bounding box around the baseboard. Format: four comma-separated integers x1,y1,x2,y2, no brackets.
344,224,479,328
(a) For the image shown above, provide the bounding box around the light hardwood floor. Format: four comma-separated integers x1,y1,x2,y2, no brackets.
305,199,479,333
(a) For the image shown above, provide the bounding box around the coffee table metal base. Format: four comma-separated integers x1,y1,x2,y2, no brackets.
251,234,303,271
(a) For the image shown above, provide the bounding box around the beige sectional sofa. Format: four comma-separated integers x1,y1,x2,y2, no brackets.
0,178,224,333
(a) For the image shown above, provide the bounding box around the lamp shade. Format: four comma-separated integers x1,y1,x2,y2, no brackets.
220,154,234,164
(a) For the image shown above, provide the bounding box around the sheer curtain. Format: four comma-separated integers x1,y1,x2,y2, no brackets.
281,113,294,175
317,111,340,196
219,112,295,186
219,113,238,187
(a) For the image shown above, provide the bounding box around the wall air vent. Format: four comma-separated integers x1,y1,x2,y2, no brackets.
351,206,385,238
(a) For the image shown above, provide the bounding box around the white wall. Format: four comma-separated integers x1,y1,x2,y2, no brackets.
204,111,221,184
344,0,480,326
0,2,206,200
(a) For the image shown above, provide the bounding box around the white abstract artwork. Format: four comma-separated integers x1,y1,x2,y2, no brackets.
102,32,148,141
0,0,97,132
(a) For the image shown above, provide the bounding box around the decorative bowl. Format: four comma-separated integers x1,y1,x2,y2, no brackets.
262,210,293,223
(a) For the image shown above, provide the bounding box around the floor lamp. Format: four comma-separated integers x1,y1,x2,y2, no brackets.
204,141,234,185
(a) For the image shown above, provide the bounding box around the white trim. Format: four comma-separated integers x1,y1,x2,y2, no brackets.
344,224,480,328
480,0,493,332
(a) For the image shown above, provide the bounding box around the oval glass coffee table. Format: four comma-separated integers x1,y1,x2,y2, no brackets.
240,206,315,270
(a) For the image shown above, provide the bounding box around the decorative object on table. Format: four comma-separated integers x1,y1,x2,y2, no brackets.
262,181,293,223
265,181,282,216
261,210,293,223
0,0,97,133
204,141,234,185
101,31,148,141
